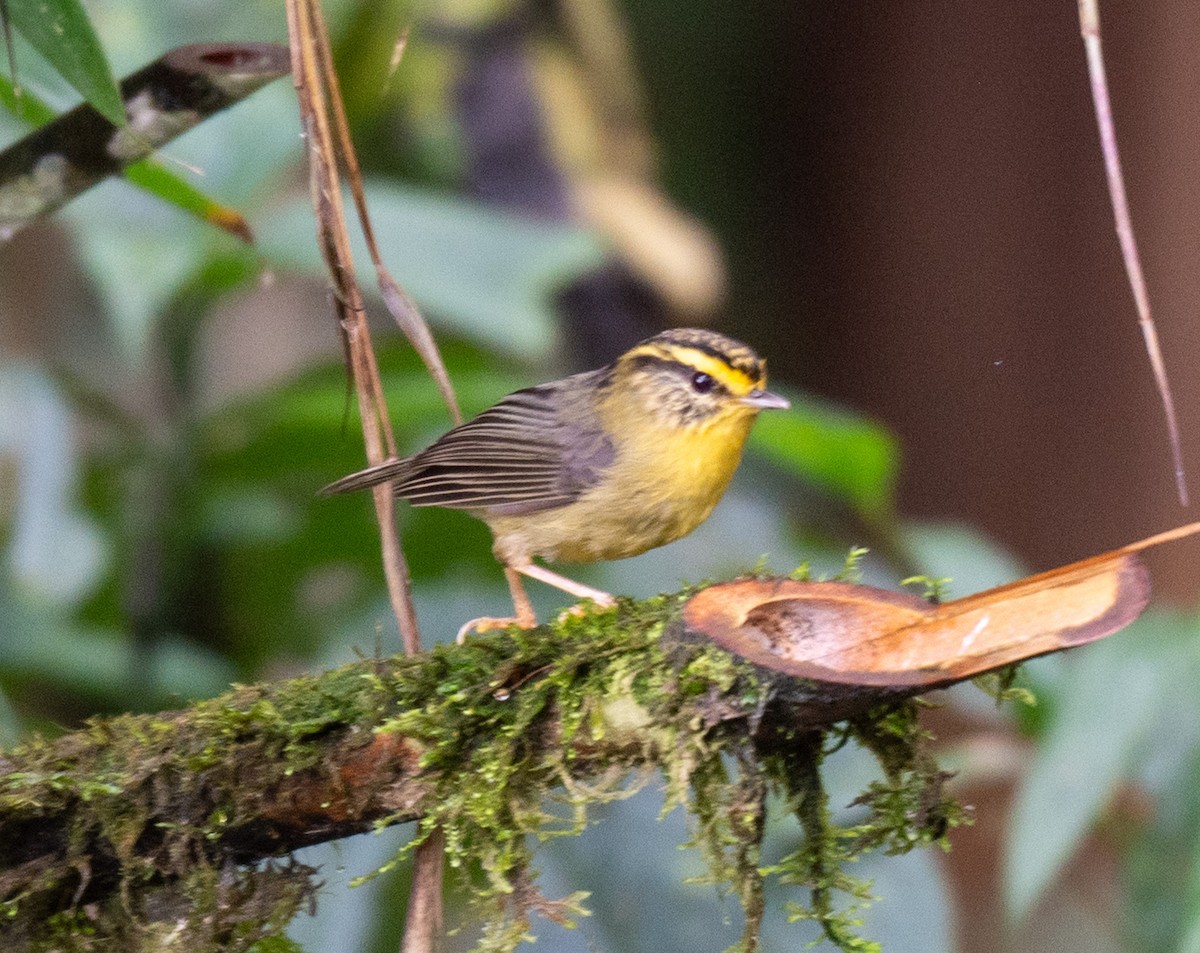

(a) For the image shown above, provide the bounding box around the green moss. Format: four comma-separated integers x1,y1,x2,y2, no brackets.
361,595,965,953
973,664,1037,708
1,583,985,953
831,547,871,583
0,659,398,948
899,575,952,603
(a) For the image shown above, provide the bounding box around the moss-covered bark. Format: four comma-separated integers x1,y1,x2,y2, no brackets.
0,587,960,953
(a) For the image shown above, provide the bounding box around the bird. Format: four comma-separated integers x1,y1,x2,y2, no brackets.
323,327,789,636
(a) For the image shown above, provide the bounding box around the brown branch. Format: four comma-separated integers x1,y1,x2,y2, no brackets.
0,588,925,947
0,42,289,241
5,517,1181,947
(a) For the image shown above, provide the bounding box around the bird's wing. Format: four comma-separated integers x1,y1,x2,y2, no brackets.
395,378,614,515
320,457,414,495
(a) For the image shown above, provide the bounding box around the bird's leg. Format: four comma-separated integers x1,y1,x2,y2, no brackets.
516,563,616,607
516,563,617,624
455,564,615,643
455,566,539,643
505,566,538,626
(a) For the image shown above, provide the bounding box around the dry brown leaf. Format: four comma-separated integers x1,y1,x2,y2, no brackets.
684,521,1200,687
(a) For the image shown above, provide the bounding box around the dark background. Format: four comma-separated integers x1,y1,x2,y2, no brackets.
643,1,1200,596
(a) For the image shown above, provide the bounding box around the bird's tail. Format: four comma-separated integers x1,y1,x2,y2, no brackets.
320,457,413,495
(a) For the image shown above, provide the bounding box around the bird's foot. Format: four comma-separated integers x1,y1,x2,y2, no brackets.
456,615,536,645
555,592,617,624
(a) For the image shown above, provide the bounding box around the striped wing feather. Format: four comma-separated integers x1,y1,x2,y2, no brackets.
321,457,415,495
322,372,612,513
397,378,611,514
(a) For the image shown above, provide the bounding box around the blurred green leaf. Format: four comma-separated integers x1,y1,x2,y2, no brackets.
0,688,22,746
0,76,255,238
750,388,899,519
1112,611,1200,953
256,182,609,360
1004,630,1162,924
0,583,234,706
248,935,310,953
4,0,124,126
122,160,255,241
1179,846,1200,953
190,342,527,669
0,68,55,123
72,213,208,359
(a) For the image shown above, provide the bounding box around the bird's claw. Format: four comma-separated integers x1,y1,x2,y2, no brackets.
457,593,616,643
455,615,535,645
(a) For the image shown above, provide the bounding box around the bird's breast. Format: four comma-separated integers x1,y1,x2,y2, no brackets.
486,413,755,564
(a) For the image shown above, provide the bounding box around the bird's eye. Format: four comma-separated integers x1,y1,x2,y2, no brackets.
690,372,715,394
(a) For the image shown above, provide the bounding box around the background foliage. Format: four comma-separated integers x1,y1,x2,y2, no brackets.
2,2,1200,952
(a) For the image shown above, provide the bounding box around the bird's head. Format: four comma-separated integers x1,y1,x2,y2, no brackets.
609,327,790,428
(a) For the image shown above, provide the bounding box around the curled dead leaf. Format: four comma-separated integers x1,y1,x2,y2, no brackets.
684,522,1200,688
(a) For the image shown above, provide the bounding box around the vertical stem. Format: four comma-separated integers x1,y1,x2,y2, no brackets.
1079,0,1188,505
287,0,421,653
288,6,446,951
402,828,447,953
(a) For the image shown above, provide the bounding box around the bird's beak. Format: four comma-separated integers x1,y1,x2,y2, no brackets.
741,388,790,411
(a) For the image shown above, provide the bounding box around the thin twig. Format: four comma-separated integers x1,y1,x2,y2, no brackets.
286,5,451,950
307,1,462,426
286,0,420,651
0,0,17,100
1079,0,1188,506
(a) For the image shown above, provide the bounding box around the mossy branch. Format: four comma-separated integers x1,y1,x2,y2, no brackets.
0,585,960,953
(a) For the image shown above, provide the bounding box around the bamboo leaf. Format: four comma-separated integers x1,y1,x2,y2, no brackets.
5,0,124,125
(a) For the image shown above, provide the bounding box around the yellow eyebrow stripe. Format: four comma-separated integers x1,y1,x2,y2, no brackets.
626,343,761,395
